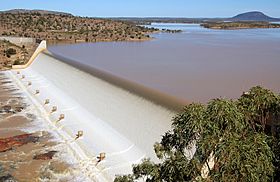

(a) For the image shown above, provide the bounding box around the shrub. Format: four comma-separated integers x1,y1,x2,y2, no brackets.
6,48,17,56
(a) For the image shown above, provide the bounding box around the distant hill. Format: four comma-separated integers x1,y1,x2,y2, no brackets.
113,12,280,24
230,11,280,22
0,9,73,16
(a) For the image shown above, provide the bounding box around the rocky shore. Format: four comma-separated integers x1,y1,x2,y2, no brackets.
0,40,37,70
0,72,87,181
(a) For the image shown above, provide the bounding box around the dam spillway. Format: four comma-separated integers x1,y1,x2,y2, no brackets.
9,43,183,180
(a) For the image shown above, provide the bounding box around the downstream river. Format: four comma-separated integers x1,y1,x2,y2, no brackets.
49,23,280,103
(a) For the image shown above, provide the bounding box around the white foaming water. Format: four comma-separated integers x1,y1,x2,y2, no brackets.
10,52,176,181
1,71,93,181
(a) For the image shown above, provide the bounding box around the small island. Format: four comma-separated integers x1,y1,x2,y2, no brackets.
201,21,280,30
161,29,182,33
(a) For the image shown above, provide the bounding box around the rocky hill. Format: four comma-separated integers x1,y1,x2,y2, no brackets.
230,11,280,22
0,9,73,16
115,11,280,24
0,9,157,44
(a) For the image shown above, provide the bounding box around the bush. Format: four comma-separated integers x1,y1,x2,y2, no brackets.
6,48,17,56
13,59,22,65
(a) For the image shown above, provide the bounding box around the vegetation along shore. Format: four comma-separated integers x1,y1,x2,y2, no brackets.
0,10,158,45
201,21,280,30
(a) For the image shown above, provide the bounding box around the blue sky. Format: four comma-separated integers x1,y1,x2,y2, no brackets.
1,0,280,18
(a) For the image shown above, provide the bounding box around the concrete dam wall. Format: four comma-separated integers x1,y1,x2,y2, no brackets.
10,47,185,180
0,36,36,45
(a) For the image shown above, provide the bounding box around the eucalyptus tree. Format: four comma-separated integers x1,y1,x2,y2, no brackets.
115,86,279,182
238,86,280,181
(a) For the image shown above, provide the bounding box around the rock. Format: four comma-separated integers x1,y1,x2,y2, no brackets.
0,134,39,152
33,151,57,160
0,164,4,173
0,165,17,182
25,113,36,120
2,105,12,113
0,142,11,152
0,174,16,182
14,106,24,112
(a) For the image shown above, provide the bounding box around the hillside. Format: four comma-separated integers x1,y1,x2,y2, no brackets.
0,40,36,70
0,9,157,44
230,11,280,22
0,9,73,16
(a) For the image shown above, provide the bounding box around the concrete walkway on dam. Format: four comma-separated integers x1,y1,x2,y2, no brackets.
9,46,179,180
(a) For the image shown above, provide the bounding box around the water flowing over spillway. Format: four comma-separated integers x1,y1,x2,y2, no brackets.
50,23,280,103
10,51,178,181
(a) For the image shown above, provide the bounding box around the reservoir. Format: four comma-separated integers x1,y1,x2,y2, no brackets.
49,23,280,103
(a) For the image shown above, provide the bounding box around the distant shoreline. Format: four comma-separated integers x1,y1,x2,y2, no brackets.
201,22,280,30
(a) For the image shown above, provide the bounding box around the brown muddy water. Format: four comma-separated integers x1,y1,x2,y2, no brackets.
49,23,280,103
